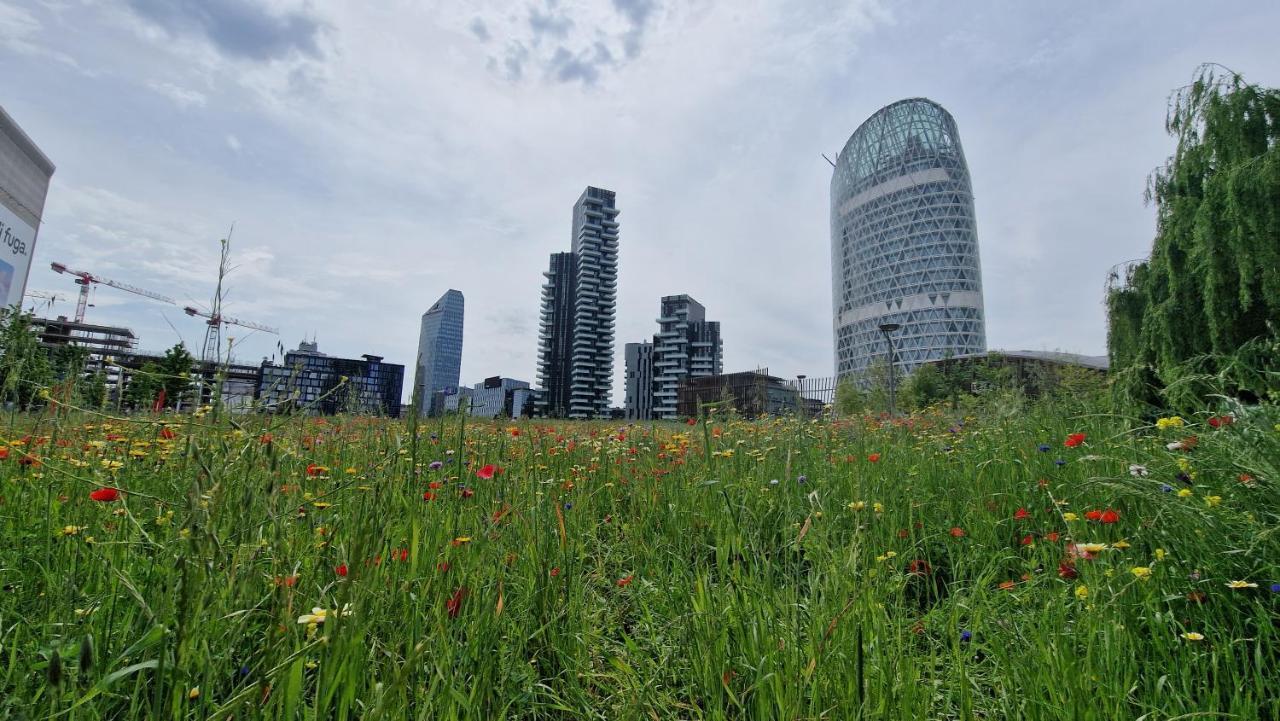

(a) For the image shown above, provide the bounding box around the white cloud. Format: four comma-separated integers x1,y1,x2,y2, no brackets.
147,80,208,108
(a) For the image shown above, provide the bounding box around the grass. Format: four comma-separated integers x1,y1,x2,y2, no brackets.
0,399,1277,719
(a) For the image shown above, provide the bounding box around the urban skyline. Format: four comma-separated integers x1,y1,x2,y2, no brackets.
3,4,1276,404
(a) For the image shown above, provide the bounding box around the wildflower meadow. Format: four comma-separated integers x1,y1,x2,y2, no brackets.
1,396,1278,720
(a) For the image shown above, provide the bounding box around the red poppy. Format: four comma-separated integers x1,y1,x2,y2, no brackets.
509,428,520,437
335,564,348,577
1064,433,1086,448
0,448,8,460
1099,509,1119,524
1084,509,1103,522
446,586,467,618
1014,507,1031,521
1057,561,1078,580
949,527,966,538
259,433,274,444
428,481,442,489
1045,531,1060,543
305,463,326,477
1207,415,1234,428
159,427,177,440
616,575,634,588
897,528,909,539
998,580,1016,591
867,453,881,463
1020,534,1034,546
89,487,121,502
550,567,560,577
438,561,451,573
422,491,436,501
475,464,497,480
460,488,474,499
18,454,39,467
686,418,697,426
396,548,409,562
273,575,299,587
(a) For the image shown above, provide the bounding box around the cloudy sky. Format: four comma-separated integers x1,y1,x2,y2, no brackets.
2,0,1278,402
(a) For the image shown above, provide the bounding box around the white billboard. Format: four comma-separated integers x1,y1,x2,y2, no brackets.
0,200,36,310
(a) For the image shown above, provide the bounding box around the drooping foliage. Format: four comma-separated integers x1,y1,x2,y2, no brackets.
1108,65,1280,408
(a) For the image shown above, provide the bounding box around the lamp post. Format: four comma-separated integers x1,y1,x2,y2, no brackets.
878,323,901,417
796,374,806,417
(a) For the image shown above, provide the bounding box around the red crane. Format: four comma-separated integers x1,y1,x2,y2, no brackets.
183,305,278,363
50,261,175,323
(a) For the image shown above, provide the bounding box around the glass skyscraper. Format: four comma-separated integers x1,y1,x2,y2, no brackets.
535,187,618,419
831,98,986,381
416,289,464,415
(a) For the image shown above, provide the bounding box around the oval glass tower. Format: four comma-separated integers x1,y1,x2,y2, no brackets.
831,98,986,381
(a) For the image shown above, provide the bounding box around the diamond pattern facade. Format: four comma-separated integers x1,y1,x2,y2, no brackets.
831,98,986,381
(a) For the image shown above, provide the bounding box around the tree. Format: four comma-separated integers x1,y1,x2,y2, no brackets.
0,308,53,409
903,362,947,410
157,343,195,409
1107,65,1280,408
834,377,866,417
123,362,163,411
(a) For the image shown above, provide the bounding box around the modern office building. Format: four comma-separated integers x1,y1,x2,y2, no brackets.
623,341,653,420
651,295,721,419
535,186,619,418
466,376,532,418
415,289,464,416
0,106,56,309
676,370,807,418
830,98,986,383
257,340,404,417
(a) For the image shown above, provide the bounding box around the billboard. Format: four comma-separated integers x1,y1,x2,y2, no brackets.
0,200,35,309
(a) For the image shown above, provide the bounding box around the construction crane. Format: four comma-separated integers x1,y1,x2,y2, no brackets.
183,305,278,364
23,290,64,314
50,261,175,323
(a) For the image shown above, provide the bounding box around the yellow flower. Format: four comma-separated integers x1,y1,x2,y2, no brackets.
1154,548,1166,561
872,502,884,514
453,536,472,544
1225,580,1258,589
297,607,328,626
1177,488,1193,498
1131,566,1152,580
1180,631,1204,641
1079,543,1108,554
60,525,83,536
1062,512,1079,522
345,467,358,475
312,501,333,510
847,501,866,511
1155,416,1184,430
1074,585,1088,600
874,550,897,562
1111,539,1131,550
100,459,123,470
1204,495,1222,507
188,687,200,700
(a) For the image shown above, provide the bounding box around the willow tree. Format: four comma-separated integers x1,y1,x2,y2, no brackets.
1108,65,1280,407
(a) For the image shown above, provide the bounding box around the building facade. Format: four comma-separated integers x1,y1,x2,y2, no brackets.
416,289,464,416
831,98,986,383
257,340,404,417
467,376,532,418
0,106,55,309
652,295,721,419
676,370,804,418
623,341,653,420
535,187,619,418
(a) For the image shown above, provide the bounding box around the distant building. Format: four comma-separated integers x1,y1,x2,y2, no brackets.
677,370,804,418
467,376,532,418
257,340,404,417
831,98,986,383
0,106,55,309
652,295,721,419
416,289,464,416
623,341,654,420
918,350,1108,397
535,187,619,418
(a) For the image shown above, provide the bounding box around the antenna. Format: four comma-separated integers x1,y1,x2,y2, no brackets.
822,153,836,169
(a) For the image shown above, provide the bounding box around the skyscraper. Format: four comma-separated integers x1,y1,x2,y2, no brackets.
831,98,986,382
651,295,721,419
416,289,464,415
535,187,619,419
623,341,653,420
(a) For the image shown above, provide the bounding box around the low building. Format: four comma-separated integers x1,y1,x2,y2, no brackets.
918,350,1107,397
257,340,404,417
677,370,804,418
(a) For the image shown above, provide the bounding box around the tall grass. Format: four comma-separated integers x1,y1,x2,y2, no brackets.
1,399,1277,719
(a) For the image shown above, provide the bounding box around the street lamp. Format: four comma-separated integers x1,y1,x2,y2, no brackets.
878,323,901,417
796,374,806,417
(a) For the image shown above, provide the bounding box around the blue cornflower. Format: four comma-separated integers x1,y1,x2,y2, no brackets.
428,460,443,470
564,502,572,510
1160,484,1173,493
1037,443,1051,452
1177,472,1192,484
1054,459,1066,467
1270,583,1280,593
239,665,250,677
797,475,807,484
960,630,972,642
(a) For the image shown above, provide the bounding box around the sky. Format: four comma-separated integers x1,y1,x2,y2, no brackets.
2,0,1278,404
